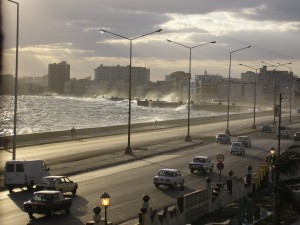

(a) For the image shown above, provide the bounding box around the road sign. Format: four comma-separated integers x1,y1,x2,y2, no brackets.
217,154,225,162
217,162,224,170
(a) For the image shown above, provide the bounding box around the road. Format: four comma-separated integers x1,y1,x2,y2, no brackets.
0,114,299,225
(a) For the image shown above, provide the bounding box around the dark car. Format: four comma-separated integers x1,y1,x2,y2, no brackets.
261,124,272,133
216,133,230,144
236,136,251,147
23,190,72,217
294,132,300,142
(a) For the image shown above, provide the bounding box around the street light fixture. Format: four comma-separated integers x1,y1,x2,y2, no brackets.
100,192,110,225
166,39,216,141
100,28,162,154
7,0,19,160
226,46,252,135
239,64,259,129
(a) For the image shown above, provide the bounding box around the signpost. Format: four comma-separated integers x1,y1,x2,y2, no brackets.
217,154,225,182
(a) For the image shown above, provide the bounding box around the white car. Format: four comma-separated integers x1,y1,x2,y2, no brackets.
236,136,251,147
153,169,184,189
230,142,245,155
189,156,214,173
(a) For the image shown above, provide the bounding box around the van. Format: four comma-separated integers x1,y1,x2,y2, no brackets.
4,160,50,191
276,125,290,138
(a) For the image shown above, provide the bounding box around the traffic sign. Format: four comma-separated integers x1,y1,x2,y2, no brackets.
217,162,224,170
217,154,225,162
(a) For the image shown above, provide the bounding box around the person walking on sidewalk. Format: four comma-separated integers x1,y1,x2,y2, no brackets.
71,127,77,139
3,136,9,151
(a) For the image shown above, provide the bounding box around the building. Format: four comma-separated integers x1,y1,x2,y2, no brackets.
0,74,14,95
48,61,70,94
165,71,189,102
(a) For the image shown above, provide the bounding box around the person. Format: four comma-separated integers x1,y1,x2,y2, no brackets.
155,120,158,128
71,127,77,139
3,136,9,150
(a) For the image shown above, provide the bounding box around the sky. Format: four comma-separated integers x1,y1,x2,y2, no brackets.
2,0,300,81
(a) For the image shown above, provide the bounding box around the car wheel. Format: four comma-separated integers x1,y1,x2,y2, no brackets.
155,184,159,188
27,182,34,191
209,168,213,173
65,206,71,214
169,184,174,189
28,212,33,218
190,169,195,173
72,188,77,196
7,186,13,192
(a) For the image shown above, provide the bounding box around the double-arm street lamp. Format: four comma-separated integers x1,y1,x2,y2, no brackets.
239,64,259,129
100,29,162,154
226,46,252,135
261,61,292,125
8,0,19,160
166,39,216,141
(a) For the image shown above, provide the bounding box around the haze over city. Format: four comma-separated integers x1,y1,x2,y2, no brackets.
3,0,300,81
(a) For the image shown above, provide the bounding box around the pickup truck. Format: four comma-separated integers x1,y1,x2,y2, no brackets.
189,156,214,173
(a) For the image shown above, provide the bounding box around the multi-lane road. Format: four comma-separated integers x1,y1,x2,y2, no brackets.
0,114,299,225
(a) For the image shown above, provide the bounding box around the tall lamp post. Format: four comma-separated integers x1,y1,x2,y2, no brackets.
8,0,19,160
100,28,162,154
100,192,110,225
239,64,259,129
226,46,251,135
166,39,216,141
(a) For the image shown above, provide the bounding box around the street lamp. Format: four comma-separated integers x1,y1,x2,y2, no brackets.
270,146,276,183
239,64,259,129
226,46,252,135
7,0,19,160
100,28,162,154
166,39,216,141
100,192,110,225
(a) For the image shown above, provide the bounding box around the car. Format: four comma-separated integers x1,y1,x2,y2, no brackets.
236,136,251,147
294,132,300,142
276,125,290,138
230,142,245,155
153,169,184,189
216,133,230,144
36,176,78,196
189,156,214,174
261,124,272,133
23,190,72,218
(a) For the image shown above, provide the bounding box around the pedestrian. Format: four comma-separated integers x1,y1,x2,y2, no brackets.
3,136,9,151
71,127,77,139
155,120,158,128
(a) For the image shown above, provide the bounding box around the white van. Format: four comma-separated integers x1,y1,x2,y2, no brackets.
276,125,290,138
4,160,50,191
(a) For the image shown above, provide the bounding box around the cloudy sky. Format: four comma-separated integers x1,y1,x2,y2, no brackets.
3,0,300,81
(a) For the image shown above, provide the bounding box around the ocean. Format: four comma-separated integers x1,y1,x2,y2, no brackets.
0,95,225,135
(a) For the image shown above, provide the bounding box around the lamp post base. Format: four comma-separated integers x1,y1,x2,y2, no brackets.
185,135,192,142
125,146,133,155
272,120,276,125
225,130,231,136
252,124,256,129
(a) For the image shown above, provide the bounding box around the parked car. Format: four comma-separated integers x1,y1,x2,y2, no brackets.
294,132,300,142
216,133,230,144
276,125,290,138
23,190,72,218
236,136,251,147
261,124,272,133
230,142,245,155
153,169,184,189
36,176,78,196
189,156,214,173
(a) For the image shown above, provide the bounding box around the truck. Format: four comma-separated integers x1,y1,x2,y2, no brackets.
4,160,50,191
189,156,214,173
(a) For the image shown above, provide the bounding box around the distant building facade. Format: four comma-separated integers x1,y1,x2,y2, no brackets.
48,61,70,94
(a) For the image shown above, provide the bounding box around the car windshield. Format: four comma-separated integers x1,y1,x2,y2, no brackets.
218,134,225,137
193,158,205,163
238,137,246,140
32,193,52,202
41,178,57,185
233,143,240,146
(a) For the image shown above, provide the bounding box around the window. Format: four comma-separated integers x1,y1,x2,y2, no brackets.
6,164,14,172
16,164,24,172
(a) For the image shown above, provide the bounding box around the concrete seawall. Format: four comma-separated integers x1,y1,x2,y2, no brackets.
0,110,273,149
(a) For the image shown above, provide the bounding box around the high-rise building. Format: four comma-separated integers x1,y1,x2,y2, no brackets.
48,61,70,94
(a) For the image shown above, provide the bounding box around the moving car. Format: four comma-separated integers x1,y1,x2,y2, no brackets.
23,190,72,217
189,156,214,173
236,136,251,147
153,169,184,189
216,133,230,144
261,124,272,133
294,132,300,142
276,125,290,138
230,142,245,155
36,176,78,196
